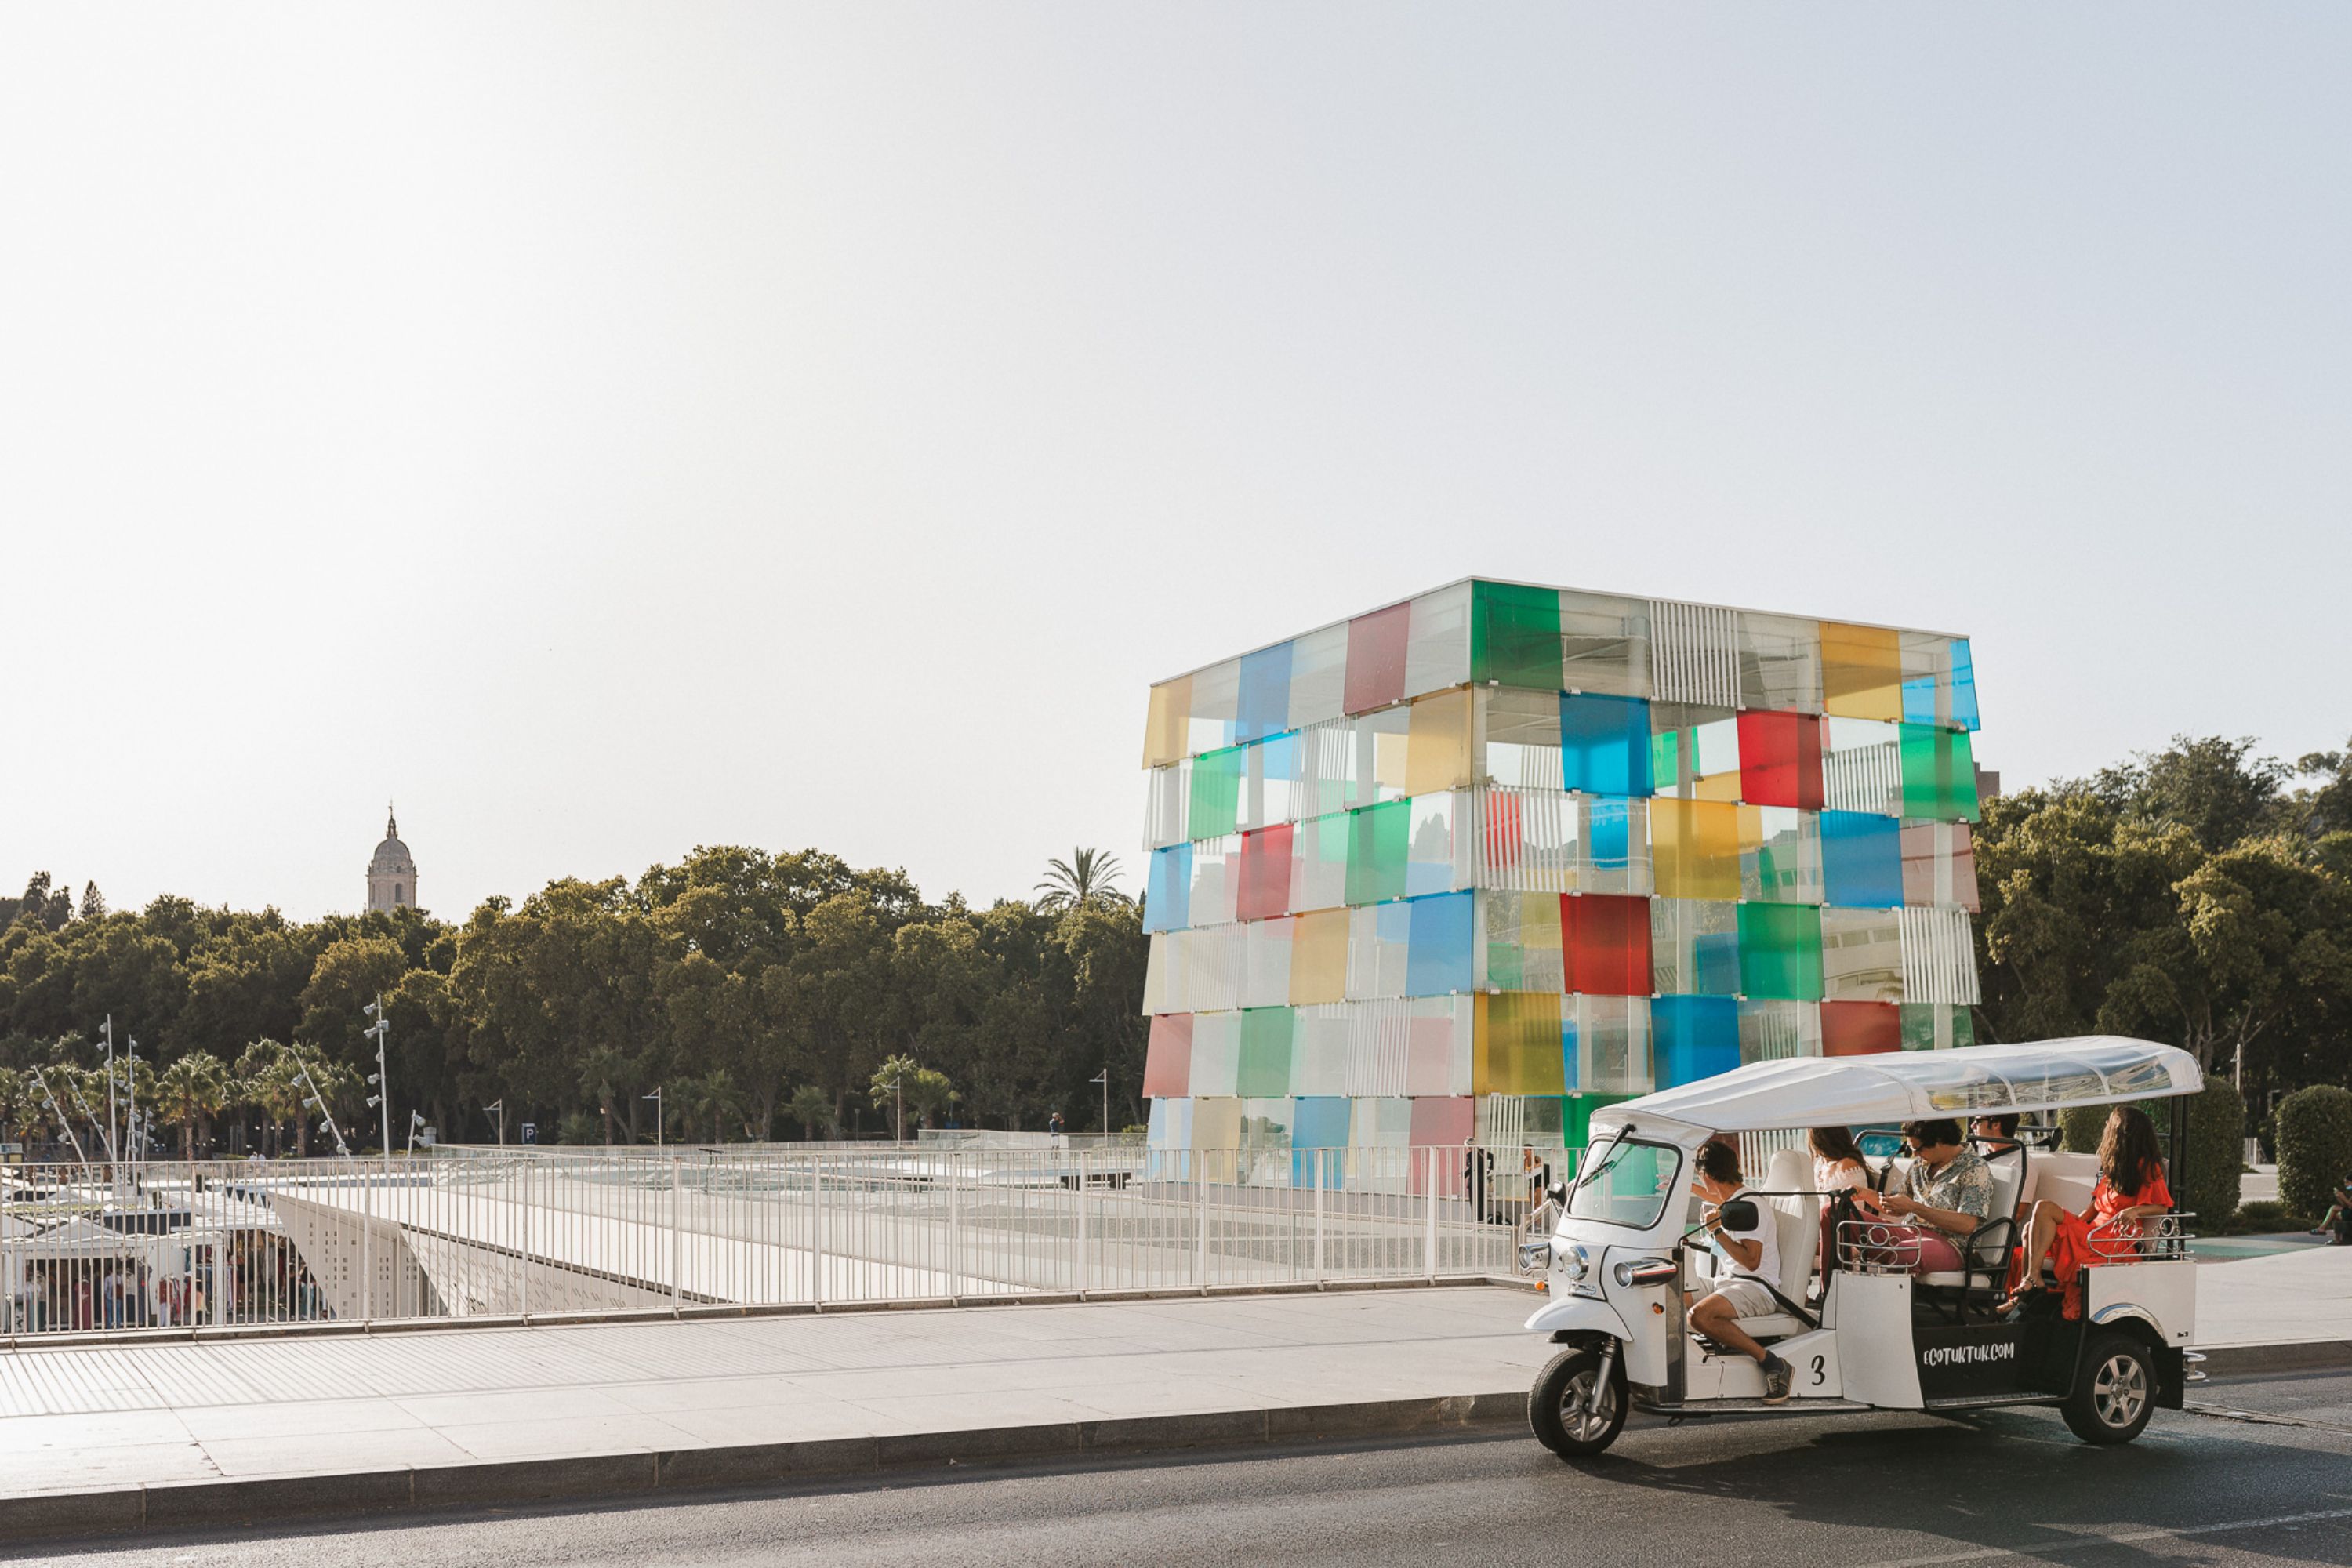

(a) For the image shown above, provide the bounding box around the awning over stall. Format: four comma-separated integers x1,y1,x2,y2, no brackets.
1594,1036,2201,1136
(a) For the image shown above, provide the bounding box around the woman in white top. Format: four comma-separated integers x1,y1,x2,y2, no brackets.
1808,1126,1876,1199
1808,1126,1880,1273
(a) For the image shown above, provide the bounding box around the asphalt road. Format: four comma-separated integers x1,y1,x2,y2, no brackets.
20,1370,2352,1568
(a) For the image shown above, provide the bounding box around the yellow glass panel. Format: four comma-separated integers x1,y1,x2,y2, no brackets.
1405,686,1474,796
1475,991,1566,1096
1288,909,1351,1005
1652,798,1742,900
1144,676,1190,769
1820,622,1903,722
1191,1095,1242,1152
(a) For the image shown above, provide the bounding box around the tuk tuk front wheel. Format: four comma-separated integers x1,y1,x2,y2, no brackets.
2062,1332,2156,1445
1530,1344,1627,1460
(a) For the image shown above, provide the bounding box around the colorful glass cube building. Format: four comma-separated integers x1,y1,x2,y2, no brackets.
1138,579,1983,1181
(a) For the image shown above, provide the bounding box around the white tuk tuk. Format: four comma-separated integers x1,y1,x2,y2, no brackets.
1519,1036,2205,1457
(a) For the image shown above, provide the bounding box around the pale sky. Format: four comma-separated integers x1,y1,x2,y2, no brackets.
6,5,2349,924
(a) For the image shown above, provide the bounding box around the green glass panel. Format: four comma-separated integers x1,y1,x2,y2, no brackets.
1189,745,1243,840
1900,1002,1976,1051
1236,1007,1295,1097
1737,903,1823,1001
1345,799,1409,906
1565,1092,1636,1156
1650,728,1681,793
1472,582,1564,689
1899,724,1980,823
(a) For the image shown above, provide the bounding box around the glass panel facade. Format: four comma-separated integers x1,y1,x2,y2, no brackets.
1738,902,1824,1001
1651,898,1740,996
1820,810,1904,909
1566,892,1652,996
1652,798,1741,899
1900,724,1980,822
1141,580,1984,1177
1345,602,1411,714
1820,621,1903,721
1473,581,1565,688
1560,693,1653,797
1345,800,1409,906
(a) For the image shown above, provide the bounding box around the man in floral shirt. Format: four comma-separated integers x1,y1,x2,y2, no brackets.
1878,1117,1993,1274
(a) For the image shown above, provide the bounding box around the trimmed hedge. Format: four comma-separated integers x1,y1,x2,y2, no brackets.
2181,1077,2245,1231
2052,1080,2241,1228
2277,1084,2352,1221
2059,1104,2104,1155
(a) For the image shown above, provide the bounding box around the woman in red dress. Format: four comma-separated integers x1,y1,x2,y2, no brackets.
2003,1104,2172,1316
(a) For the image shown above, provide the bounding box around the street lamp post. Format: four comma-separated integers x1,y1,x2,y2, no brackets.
644,1087,663,1148
1090,1069,1109,1144
362,997,393,1160
485,1100,505,1145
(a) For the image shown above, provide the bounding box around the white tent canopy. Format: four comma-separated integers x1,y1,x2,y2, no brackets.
1593,1037,2202,1137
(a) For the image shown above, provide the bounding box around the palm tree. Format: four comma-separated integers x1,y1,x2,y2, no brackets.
155,1052,231,1160
1033,847,1129,912
787,1083,836,1140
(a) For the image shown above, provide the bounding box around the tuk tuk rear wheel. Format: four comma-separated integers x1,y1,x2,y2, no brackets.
1530,1345,1626,1460
2062,1332,2156,1445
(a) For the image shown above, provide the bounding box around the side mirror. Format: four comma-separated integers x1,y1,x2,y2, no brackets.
1545,1181,1568,1207
1715,1198,1761,1231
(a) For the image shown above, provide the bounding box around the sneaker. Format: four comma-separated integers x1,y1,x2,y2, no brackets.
1761,1354,1793,1404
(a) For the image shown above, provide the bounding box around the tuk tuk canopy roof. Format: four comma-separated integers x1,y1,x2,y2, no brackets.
1593,1037,2202,1137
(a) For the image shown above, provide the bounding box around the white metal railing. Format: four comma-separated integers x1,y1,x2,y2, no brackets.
0,1145,1530,1340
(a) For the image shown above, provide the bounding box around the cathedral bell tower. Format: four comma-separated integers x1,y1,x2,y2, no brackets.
367,806,419,913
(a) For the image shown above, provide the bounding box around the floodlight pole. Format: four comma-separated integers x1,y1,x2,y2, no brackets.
102,1017,117,1169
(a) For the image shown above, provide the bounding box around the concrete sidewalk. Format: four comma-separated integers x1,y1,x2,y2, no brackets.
0,1285,1544,1520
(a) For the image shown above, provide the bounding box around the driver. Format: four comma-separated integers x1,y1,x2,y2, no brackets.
1686,1139,1795,1404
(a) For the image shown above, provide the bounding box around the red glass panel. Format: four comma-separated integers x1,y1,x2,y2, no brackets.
1565,892,1652,996
1236,824,1294,921
1406,1096,1476,1196
1820,1000,1900,1056
1142,1014,1192,1095
1344,601,1411,714
1737,710,1824,810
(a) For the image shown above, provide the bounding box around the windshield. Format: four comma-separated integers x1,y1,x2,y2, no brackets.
1563,1134,1682,1231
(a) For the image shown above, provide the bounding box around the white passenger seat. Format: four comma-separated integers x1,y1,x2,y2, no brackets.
1722,1148,1820,1341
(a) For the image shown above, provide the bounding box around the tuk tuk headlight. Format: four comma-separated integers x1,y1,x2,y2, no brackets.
1559,1243,1603,1298
1517,1237,1554,1273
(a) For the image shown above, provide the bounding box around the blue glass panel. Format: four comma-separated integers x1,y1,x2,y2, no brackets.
1237,641,1294,743
1290,1097,1352,1186
1693,929,1741,993
1653,996,1740,1088
1405,890,1475,996
1143,843,1192,932
1587,795,1632,873
1560,1011,1580,1091
1951,640,1980,731
1902,675,1940,726
1820,811,1904,909
1560,693,1654,797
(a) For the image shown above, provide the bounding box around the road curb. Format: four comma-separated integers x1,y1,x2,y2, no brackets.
0,1391,1533,1544
2198,1339,2352,1377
